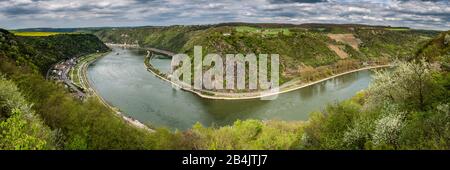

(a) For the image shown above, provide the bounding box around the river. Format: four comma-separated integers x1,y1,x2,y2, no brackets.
88,47,378,130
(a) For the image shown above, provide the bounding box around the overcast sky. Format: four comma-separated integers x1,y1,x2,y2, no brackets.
0,0,448,30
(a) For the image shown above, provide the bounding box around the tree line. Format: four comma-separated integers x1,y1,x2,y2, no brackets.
0,29,448,150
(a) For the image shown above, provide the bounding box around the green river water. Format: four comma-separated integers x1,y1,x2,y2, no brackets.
88,47,378,130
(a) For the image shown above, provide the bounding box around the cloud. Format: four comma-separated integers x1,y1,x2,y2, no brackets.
2,6,42,15
0,0,448,30
268,0,328,3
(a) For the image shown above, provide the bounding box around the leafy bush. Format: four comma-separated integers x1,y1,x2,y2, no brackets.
300,59,449,150
185,120,304,150
0,76,54,150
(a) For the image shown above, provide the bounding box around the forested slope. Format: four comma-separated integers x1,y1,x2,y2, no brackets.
0,29,164,149
1,29,109,74
1,28,448,150
95,27,450,149
92,24,438,83
0,29,304,149
415,30,450,66
298,31,449,149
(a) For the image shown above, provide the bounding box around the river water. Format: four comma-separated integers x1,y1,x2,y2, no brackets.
88,47,377,130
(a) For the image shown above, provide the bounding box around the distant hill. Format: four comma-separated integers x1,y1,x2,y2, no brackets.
15,23,440,80
13,28,80,33
13,26,160,34
90,23,440,81
0,29,109,73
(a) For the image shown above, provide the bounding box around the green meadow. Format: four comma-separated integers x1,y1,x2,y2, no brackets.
235,26,291,36
12,31,62,36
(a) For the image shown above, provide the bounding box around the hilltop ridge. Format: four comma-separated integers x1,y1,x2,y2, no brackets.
90,23,440,84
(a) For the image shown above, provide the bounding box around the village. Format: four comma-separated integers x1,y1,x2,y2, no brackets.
46,57,86,100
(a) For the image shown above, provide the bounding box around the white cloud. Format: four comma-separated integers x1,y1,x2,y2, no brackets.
0,0,448,30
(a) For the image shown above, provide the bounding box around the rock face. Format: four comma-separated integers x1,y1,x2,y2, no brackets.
327,33,361,50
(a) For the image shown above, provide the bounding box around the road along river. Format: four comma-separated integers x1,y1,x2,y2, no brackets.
88,47,382,130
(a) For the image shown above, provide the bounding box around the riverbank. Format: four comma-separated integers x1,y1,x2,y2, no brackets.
144,54,392,100
73,51,154,132
89,46,386,129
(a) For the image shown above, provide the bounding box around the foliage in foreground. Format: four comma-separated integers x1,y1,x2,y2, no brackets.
0,76,54,150
0,28,448,150
1,56,448,150
179,120,304,150
300,60,449,149
0,29,172,149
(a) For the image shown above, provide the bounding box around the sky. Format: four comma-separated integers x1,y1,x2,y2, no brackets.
0,0,449,30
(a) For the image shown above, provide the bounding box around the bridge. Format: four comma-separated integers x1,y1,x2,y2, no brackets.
146,47,175,57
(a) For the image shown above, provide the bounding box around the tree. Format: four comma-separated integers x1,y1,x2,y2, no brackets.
0,76,54,150
366,59,436,111
371,103,406,149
